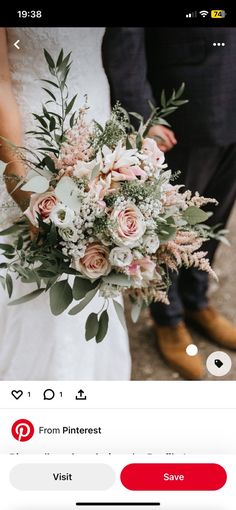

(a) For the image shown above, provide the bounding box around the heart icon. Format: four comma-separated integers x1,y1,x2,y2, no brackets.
11,390,23,400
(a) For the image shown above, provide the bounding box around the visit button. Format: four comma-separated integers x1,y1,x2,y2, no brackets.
120,464,227,491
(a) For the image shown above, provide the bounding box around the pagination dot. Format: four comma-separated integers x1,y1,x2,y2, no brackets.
186,344,199,357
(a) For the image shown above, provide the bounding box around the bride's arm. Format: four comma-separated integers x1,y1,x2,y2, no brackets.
0,28,30,210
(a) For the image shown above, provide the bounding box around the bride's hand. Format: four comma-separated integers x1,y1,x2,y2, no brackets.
146,125,177,152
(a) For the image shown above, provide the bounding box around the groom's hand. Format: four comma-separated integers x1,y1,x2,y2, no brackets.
146,125,177,152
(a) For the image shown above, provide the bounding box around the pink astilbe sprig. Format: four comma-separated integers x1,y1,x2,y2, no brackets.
187,192,218,208
171,230,203,254
157,250,179,272
163,185,184,207
181,190,218,209
157,230,217,280
180,250,217,279
54,117,93,176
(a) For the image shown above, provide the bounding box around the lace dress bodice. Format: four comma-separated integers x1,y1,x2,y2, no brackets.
0,27,110,227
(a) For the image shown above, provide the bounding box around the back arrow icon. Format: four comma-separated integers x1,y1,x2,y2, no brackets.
14,40,20,50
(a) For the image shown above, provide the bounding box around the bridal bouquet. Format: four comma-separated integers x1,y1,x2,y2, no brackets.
0,49,223,342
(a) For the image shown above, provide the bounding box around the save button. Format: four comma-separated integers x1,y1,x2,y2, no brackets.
120,463,227,491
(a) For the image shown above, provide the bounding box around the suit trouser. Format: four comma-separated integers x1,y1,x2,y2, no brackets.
150,143,236,326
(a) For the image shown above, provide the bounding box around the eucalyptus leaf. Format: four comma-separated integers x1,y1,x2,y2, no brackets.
103,272,132,287
68,287,99,315
73,277,98,300
8,288,46,306
96,310,109,343
50,279,73,315
158,216,177,242
21,176,49,193
85,313,99,341
183,206,211,226
112,299,127,331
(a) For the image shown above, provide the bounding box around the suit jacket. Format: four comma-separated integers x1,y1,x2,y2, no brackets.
102,27,236,146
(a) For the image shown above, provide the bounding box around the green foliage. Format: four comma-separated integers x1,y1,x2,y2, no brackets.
183,206,211,226
68,286,99,315
96,310,109,343
85,313,99,340
73,277,99,300
157,216,177,242
8,288,46,306
27,49,79,175
112,299,127,331
105,180,161,208
92,102,130,152
6,273,13,298
104,272,132,287
50,279,73,315
143,82,188,134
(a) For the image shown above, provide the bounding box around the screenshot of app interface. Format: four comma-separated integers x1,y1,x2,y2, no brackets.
0,5,236,509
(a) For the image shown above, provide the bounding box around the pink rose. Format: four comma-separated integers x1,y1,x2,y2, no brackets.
128,257,156,281
142,138,165,165
24,192,58,226
74,242,111,279
111,165,147,182
110,203,146,248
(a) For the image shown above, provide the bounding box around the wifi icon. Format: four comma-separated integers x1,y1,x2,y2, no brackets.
199,10,209,17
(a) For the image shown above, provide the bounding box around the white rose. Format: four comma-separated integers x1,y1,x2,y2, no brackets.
110,203,146,248
109,247,133,267
143,234,160,254
58,226,79,242
50,204,75,228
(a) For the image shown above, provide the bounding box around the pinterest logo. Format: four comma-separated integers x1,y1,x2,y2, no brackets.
11,419,35,442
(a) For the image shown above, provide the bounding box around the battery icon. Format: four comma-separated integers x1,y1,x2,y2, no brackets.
211,10,227,18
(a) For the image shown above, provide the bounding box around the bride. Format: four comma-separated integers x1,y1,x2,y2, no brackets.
0,27,131,380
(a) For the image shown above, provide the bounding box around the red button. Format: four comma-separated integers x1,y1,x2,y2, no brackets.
121,464,227,491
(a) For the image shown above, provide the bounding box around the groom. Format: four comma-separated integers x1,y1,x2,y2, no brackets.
102,27,236,379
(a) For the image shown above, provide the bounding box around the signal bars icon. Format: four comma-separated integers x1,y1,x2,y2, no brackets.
186,11,197,18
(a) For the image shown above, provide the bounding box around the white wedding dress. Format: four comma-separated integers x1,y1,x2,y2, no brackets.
0,27,131,380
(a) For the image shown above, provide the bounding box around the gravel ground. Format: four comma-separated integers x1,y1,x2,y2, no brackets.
127,204,236,381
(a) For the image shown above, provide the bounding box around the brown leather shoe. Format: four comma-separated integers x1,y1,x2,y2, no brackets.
154,322,204,380
185,306,236,350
